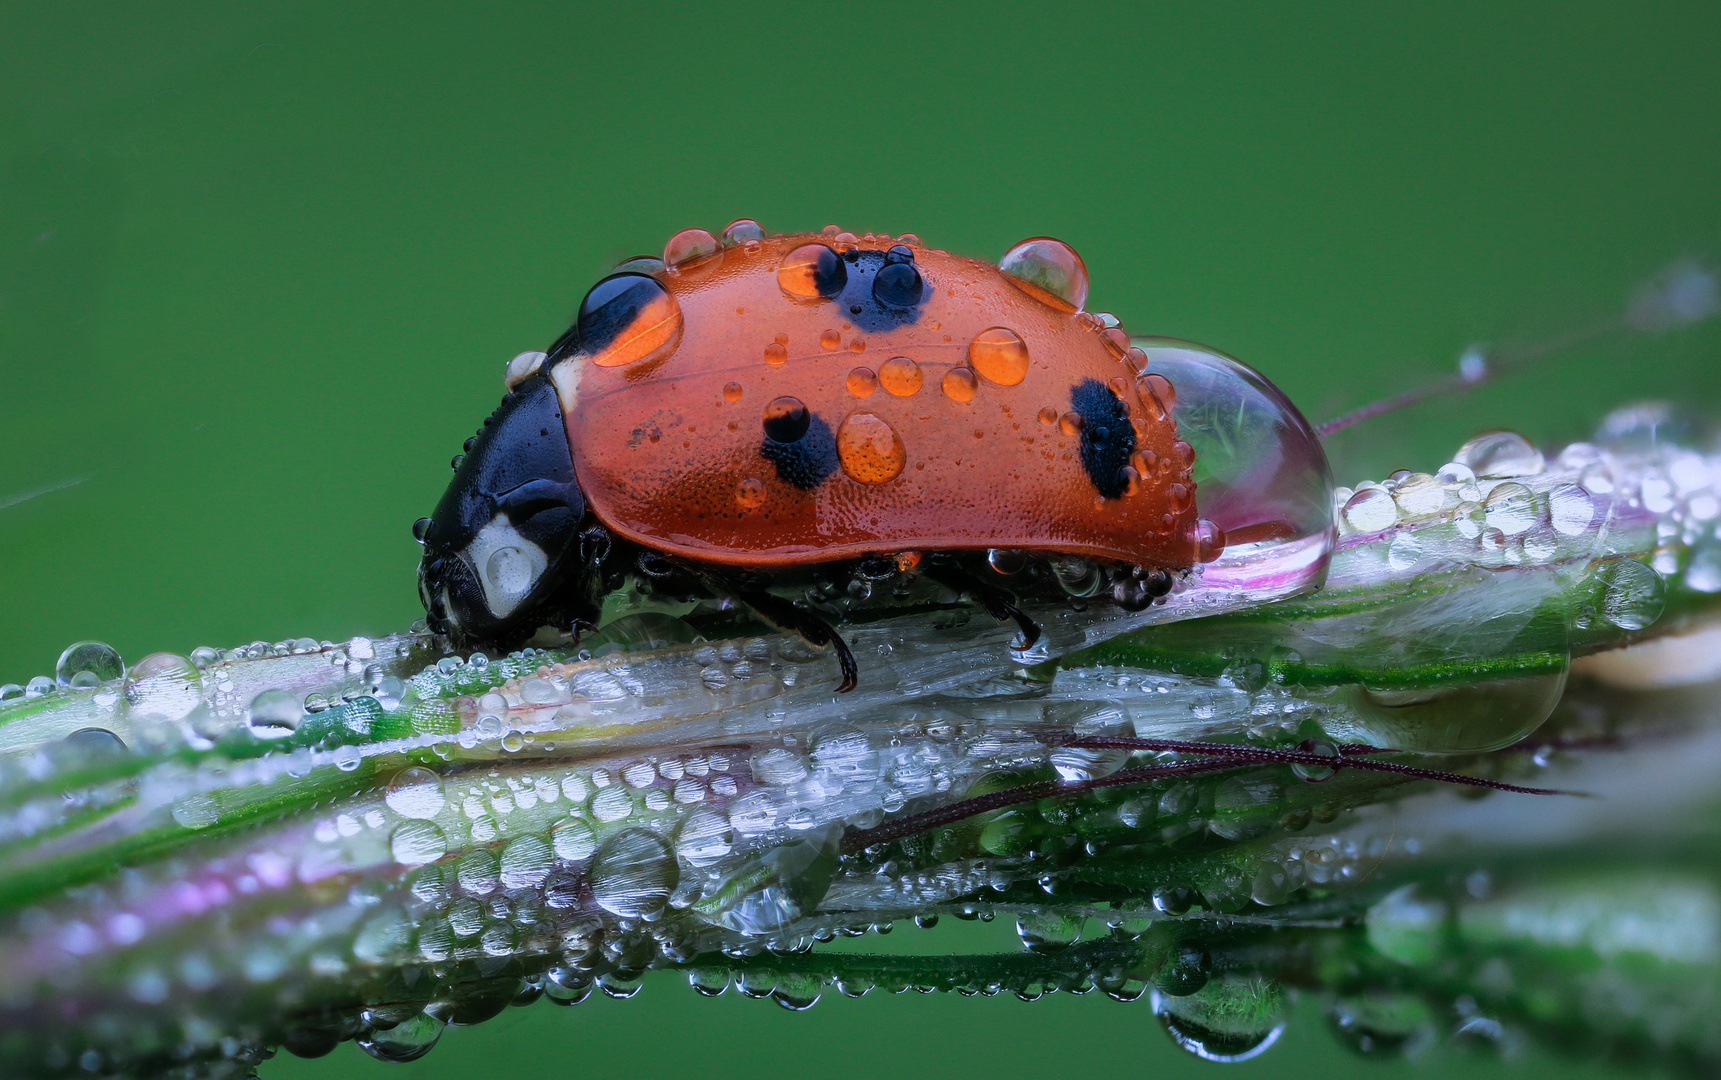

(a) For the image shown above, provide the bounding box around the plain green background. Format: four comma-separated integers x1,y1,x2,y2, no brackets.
3,3,1718,1077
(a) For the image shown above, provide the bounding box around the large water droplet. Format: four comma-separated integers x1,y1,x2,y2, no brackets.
1482,481,1536,535
967,327,1030,386
837,412,907,484
357,1012,445,1063
391,820,448,865
999,237,1089,311
576,274,684,368
1015,911,1085,952
386,767,446,819
1548,483,1596,536
590,828,677,917
1597,558,1665,631
552,818,597,861
1342,488,1398,532
584,611,704,657
706,824,840,935
675,806,734,866
56,641,123,687
722,381,744,403
1151,982,1286,1063
663,227,719,269
247,689,303,738
64,727,127,758
499,835,554,890
1454,430,1545,478
777,243,846,299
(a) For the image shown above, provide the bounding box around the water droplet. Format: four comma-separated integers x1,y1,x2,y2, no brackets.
778,243,846,299
64,727,127,757
385,767,446,819
56,641,123,687
762,396,810,443
551,818,597,862
847,366,878,396
247,689,303,738
837,412,907,484
172,794,220,830
499,835,554,890
1208,774,1284,841
1548,483,1595,536
871,261,923,306
1482,481,1536,535
1194,519,1226,563
707,824,840,935
819,329,842,351
722,381,744,403
1136,373,1176,421
967,327,1030,386
1342,487,1398,532
1058,410,1083,436
391,820,448,865
1597,558,1665,631
1016,911,1085,952
942,366,979,402
1454,430,1544,478
1151,984,1286,1063
1038,406,1057,425
663,227,718,269
675,806,734,866
722,218,765,245
590,828,677,917
357,1012,445,1063
999,237,1089,310
577,274,683,368
736,477,766,509
1292,738,1339,782
763,341,788,365
868,355,922,398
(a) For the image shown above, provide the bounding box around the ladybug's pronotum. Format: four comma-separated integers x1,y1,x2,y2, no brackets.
415,223,1331,690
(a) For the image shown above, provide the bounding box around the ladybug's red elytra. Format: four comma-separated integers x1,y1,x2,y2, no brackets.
416,224,1282,691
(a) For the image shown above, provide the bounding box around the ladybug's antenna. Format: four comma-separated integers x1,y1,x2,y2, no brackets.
1315,259,1718,439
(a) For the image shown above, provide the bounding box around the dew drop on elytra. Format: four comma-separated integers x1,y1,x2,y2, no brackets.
967,328,1030,386
999,237,1090,311
837,412,907,484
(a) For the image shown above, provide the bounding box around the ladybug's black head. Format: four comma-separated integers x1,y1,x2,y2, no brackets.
415,367,594,645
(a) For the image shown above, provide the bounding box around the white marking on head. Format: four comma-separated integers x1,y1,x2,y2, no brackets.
504,350,547,390
550,357,583,414
461,516,549,618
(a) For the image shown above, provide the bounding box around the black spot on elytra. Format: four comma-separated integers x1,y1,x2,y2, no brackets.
761,412,839,490
1071,378,1136,499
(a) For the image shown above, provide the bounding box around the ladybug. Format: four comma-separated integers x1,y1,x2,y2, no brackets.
415,223,1228,691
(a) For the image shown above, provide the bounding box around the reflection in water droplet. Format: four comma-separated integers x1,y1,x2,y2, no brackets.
1059,411,1083,437
613,255,665,276
708,824,841,935
1342,488,1398,532
763,342,788,365
878,356,923,397
1194,519,1226,562
56,641,124,686
967,327,1030,386
942,367,979,402
1151,984,1286,1063
1138,373,1176,419
1038,406,1058,425
552,818,597,861
999,237,1089,310
663,228,718,268
736,478,766,509
391,820,448,865
1454,430,1545,478
778,244,847,299
847,367,878,397
722,381,744,403
722,219,765,244
675,806,734,866
499,835,554,890
577,275,684,369
1597,558,1665,631
247,689,303,738
590,828,677,917
820,329,842,351
386,767,446,819
64,727,127,757
357,1012,445,1063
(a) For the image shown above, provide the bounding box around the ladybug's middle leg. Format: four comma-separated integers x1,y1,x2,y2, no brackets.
733,590,859,694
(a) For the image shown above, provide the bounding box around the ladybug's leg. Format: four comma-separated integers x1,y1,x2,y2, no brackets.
923,564,1042,649
735,590,859,693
